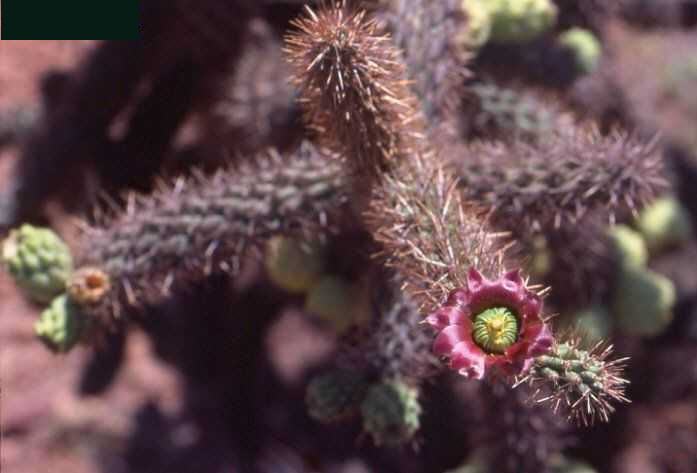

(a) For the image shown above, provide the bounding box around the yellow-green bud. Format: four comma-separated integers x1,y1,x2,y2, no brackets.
608,224,648,269
637,196,693,252
459,0,493,48
304,275,359,333
264,236,324,293
557,28,601,74
2,224,73,304
612,267,675,337
487,0,558,44
35,293,89,353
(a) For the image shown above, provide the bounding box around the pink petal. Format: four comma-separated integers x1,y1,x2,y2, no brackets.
450,341,486,380
525,323,554,357
432,325,469,356
467,268,485,292
503,269,523,288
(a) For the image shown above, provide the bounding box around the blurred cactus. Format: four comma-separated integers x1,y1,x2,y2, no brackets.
304,275,358,333
2,224,73,304
487,0,558,44
463,82,562,141
306,369,368,422
34,293,89,353
570,305,612,343
557,28,601,75
66,266,112,306
608,224,648,268
636,196,693,252
265,236,325,294
360,378,422,445
612,267,676,337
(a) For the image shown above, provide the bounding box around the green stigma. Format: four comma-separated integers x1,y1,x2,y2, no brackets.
472,307,519,354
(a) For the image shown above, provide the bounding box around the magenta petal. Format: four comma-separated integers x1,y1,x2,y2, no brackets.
525,323,554,357
425,308,451,330
467,268,485,291
433,325,468,356
503,269,523,286
446,288,470,307
450,341,486,380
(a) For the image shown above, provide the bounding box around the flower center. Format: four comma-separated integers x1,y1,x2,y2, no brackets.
472,307,519,354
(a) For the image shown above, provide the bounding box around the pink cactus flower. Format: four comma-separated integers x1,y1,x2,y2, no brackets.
425,268,553,380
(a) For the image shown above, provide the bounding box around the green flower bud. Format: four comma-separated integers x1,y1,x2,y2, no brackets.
360,379,421,445
2,224,73,303
487,0,558,44
34,294,89,353
637,196,693,252
608,224,648,268
557,28,601,74
612,267,675,337
306,370,368,422
264,236,324,293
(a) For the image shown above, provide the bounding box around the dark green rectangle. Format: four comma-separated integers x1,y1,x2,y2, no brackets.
2,1,139,39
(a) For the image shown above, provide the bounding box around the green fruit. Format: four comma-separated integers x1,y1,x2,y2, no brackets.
304,275,358,333
487,0,558,44
459,0,493,48
360,379,421,446
612,267,675,337
264,236,324,293
2,224,73,303
637,196,693,252
34,294,89,353
608,224,648,268
306,370,368,422
558,28,601,75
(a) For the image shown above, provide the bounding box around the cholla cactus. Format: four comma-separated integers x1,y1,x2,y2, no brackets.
77,142,350,320
487,0,558,44
456,129,666,232
2,224,73,304
519,338,629,425
360,378,422,445
35,293,89,353
284,1,424,175
557,28,601,75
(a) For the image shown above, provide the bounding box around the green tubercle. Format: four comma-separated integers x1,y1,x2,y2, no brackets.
360,379,421,446
557,28,601,74
608,224,648,268
472,306,519,353
34,293,89,353
487,0,558,44
2,224,73,304
636,196,693,252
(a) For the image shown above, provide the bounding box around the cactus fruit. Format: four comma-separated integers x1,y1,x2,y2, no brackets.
612,267,676,337
459,0,492,49
304,275,358,333
78,142,349,319
2,224,73,304
487,0,558,44
520,339,629,425
265,236,325,294
306,369,368,422
360,379,422,445
636,196,693,252
557,28,601,75
34,294,89,353
608,224,648,268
